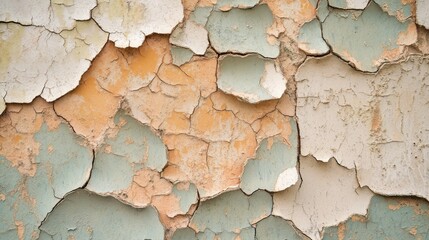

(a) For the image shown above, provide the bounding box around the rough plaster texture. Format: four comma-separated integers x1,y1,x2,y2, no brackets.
0,1,428,240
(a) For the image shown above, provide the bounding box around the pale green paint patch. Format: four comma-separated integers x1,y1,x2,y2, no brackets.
87,111,167,194
0,123,93,240
189,7,212,26
323,195,429,240
317,0,329,22
172,228,198,240
206,4,279,58
214,0,259,10
39,190,164,240
172,183,198,213
240,118,298,194
190,190,272,234
322,2,414,72
256,216,305,240
171,46,194,66
298,19,329,55
374,0,412,21
217,54,286,103
86,152,134,193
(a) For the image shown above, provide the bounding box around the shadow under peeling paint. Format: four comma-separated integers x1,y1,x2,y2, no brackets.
323,195,429,240
39,189,164,240
240,118,299,195
0,122,93,240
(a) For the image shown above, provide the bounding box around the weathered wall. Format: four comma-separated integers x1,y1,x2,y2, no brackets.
0,0,428,239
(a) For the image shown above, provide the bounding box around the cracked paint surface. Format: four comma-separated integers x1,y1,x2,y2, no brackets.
296,55,429,200
0,100,93,239
273,155,373,240
0,1,429,239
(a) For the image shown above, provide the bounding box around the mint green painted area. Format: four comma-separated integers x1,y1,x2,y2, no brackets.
87,111,167,193
193,228,255,240
322,2,413,72
172,228,198,240
317,0,329,22
298,19,329,55
323,195,429,240
206,4,279,58
256,216,305,240
34,123,93,197
39,190,165,240
110,111,167,171
190,190,272,234
171,46,194,66
0,123,93,240
217,54,276,103
240,118,298,194
172,183,198,213
214,0,259,10
374,0,412,20
86,151,134,193
189,7,212,26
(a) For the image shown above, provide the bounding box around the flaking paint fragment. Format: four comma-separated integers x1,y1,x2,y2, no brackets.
240,118,298,194
374,0,413,22
189,190,272,235
39,190,165,240
297,19,330,55
217,54,287,103
322,2,417,72
328,0,369,9
417,0,429,29
171,46,195,66
92,0,184,48
273,155,373,240
206,4,280,58
0,21,108,103
296,55,429,200
214,0,259,11
323,195,429,240
0,0,96,32
0,101,93,239
170,8,210,55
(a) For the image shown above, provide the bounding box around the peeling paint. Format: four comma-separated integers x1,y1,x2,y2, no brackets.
296,55,429,200
256,215,309,240
217,54,286,103
417,0,429,29
298,19,329,55
322,2,416,72
323,195,429,240
39,190,164,239
0,21,108,103
206,4,280,58
240,118,298,194
92,0,184,48
273,155,373,240
189,190,272,235
0,101,93,239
